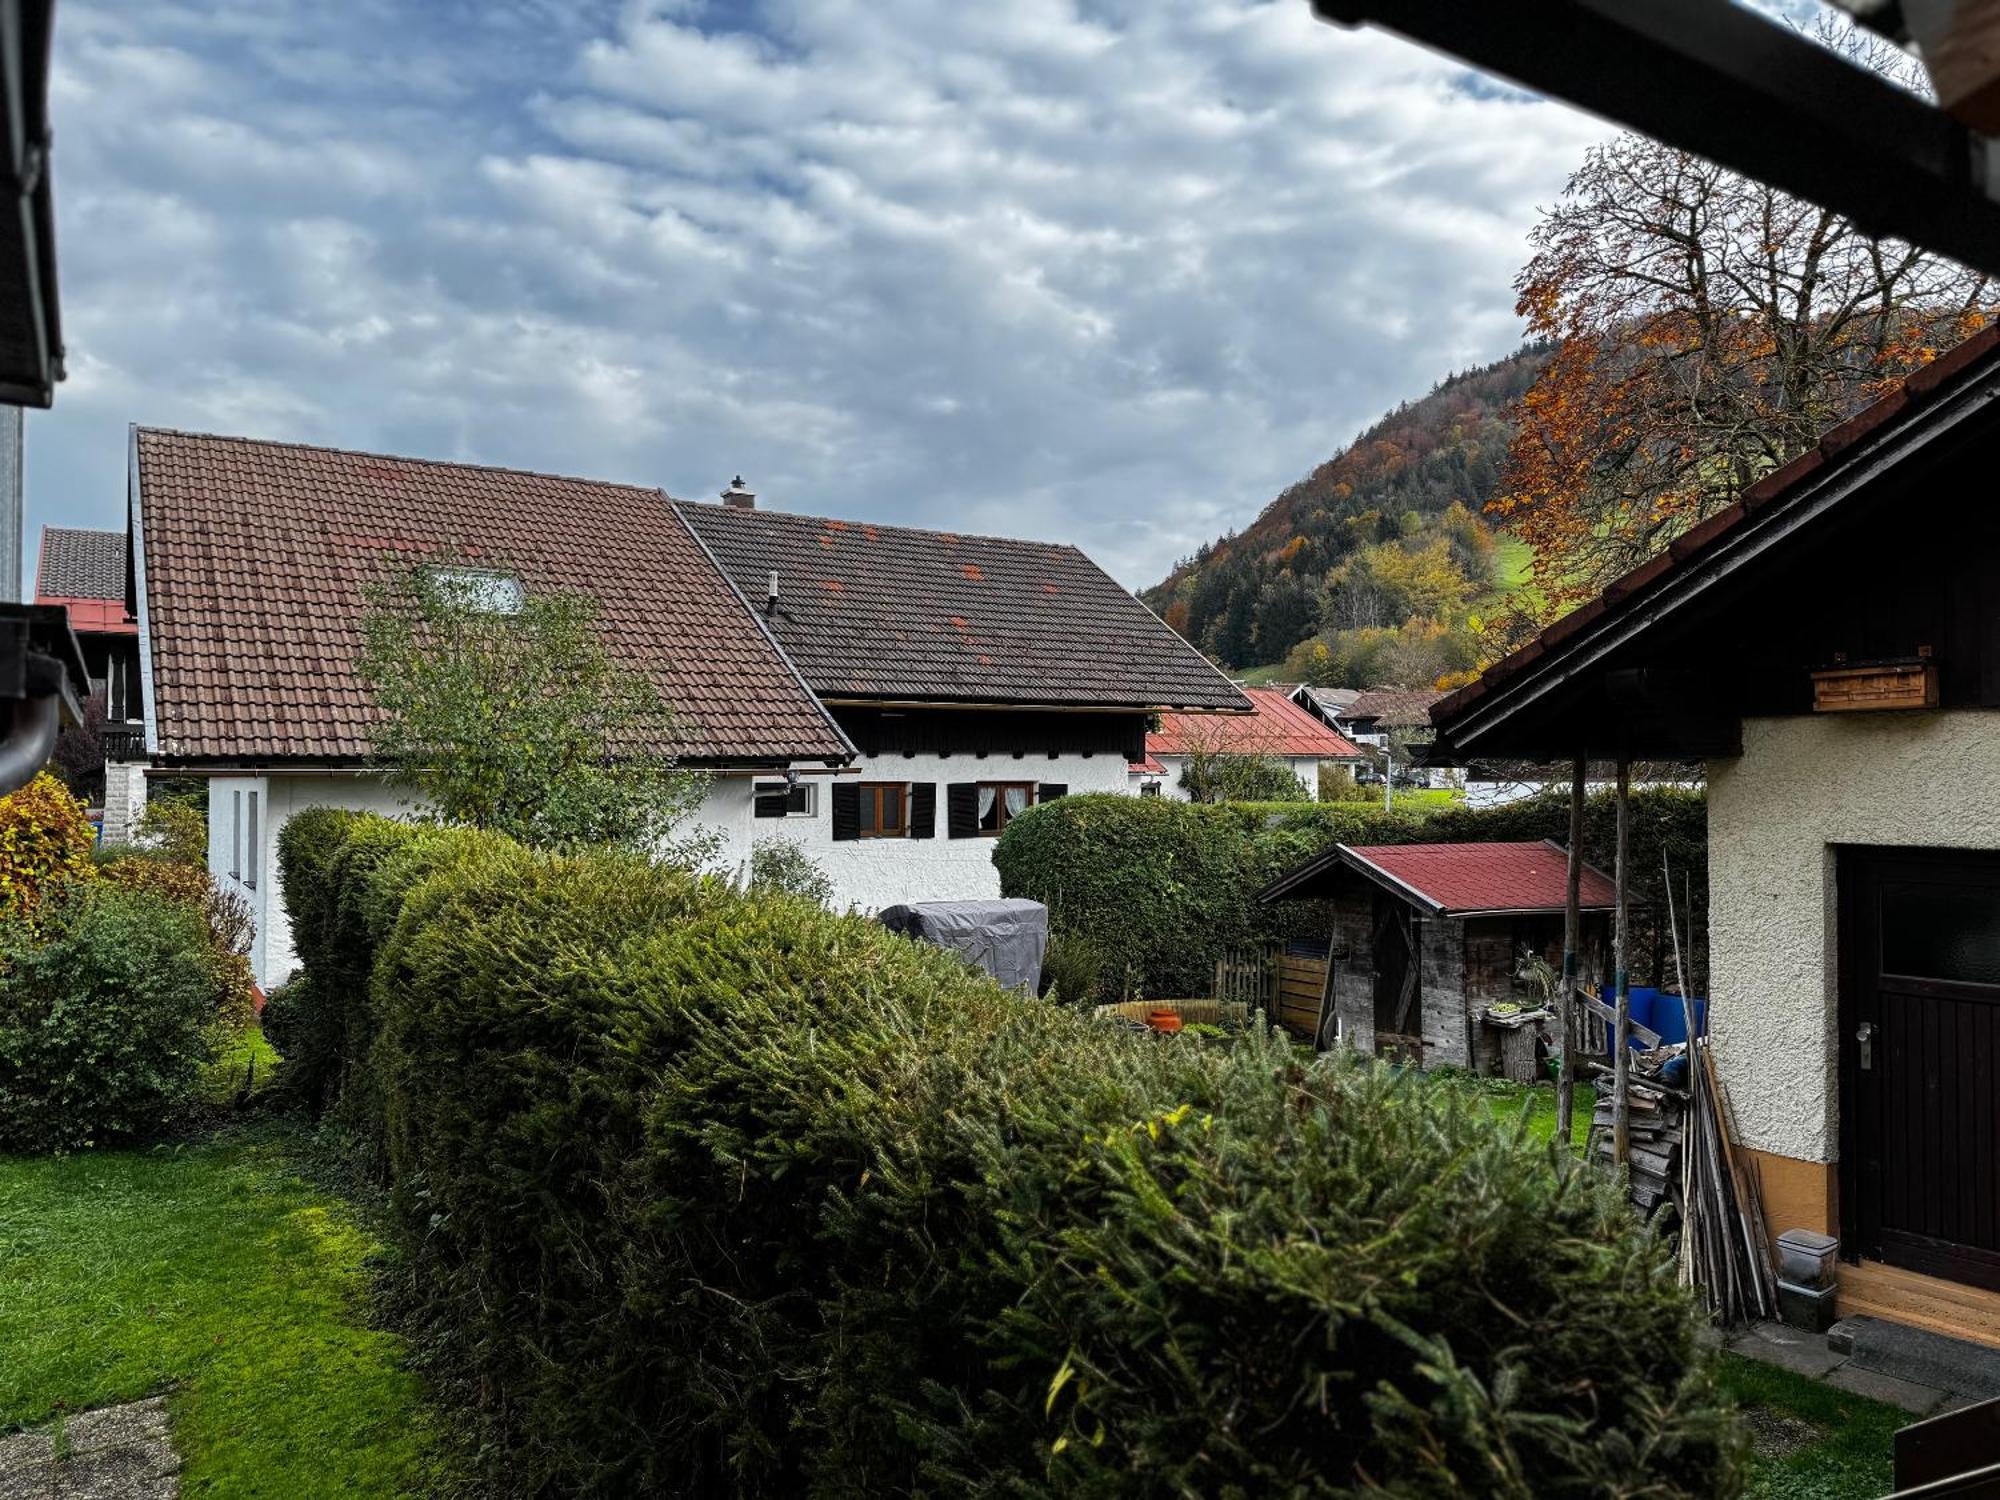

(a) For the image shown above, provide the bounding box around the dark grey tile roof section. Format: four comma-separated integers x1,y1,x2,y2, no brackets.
36,526,126,600
676,501,1249,712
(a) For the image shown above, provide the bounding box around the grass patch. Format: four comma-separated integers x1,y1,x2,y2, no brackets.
0,1120,450,1497
1718,1352,1904,1499
1455,1077,1593,1151
201,1025,281,1106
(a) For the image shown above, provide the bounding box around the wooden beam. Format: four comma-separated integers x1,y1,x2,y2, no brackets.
1558,756,1585,1146
1612,758,1632,1167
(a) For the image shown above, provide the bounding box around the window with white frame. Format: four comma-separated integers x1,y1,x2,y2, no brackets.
753,780,817,818
422,566,525,615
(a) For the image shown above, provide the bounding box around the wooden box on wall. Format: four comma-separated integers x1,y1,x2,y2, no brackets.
1811,655,1938,714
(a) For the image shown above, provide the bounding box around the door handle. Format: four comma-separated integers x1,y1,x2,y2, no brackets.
1857,1021,1874,1071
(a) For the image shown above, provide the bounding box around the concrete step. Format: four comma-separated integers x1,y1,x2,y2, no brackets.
1829,1315,2000,1402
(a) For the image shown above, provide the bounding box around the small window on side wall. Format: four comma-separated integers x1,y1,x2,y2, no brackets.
245,791,261,891
753,780,816,818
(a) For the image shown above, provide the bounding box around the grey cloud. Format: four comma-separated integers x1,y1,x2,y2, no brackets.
32,0,1609,592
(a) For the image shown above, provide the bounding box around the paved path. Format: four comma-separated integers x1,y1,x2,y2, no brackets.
0,1399,179,1500
1729,1319,1998,1417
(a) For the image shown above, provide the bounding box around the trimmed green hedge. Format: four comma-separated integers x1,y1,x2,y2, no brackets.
995,789,1708,1002
281,813,1739,1496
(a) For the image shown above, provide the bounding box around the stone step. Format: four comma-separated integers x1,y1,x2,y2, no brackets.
1829,1315,2000,1402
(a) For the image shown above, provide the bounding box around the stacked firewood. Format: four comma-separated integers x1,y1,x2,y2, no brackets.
1589,1038,1776,1325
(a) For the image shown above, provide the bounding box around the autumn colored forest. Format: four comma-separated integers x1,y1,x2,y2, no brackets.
1141,348,1546,688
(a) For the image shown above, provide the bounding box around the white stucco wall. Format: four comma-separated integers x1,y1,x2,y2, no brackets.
219,749,1133,986
729,750,1132,910
1707,710,2000,1163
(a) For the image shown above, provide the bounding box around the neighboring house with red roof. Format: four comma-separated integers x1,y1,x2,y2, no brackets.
1426,325,2000,1346
1130,686,1361,799
34,525,146,835
128,430,1246,983
1261,839,1617,1076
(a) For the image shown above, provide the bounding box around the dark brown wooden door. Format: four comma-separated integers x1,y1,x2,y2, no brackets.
1842,848,2000,1292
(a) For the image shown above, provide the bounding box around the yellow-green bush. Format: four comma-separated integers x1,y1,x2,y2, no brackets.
284,813,1742,1497
0,771,95,917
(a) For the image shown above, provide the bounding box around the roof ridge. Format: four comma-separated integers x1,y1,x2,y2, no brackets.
134,425,666,496
672,497,1108,555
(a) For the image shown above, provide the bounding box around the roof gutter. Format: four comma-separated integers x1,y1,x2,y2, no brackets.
820,695,1252,715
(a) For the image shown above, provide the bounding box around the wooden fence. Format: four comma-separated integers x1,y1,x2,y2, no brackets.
1213,946,1329,1042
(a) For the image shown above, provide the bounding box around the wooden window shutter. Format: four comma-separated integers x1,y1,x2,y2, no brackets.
946,783,980,839
909,783,937,839
1038,784,1068,801
831,783,861,842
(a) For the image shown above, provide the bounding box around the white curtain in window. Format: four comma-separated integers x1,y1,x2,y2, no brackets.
978,786,997,820
1004,786,1029,817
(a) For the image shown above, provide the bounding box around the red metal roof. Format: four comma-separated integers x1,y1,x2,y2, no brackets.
1149,687,1362,759
1342,840,1617,915
40,597,135,636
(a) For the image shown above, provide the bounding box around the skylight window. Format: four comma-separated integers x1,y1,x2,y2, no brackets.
423,566,525,615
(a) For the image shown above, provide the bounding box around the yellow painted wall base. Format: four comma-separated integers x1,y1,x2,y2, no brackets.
1742,1147,1836,1240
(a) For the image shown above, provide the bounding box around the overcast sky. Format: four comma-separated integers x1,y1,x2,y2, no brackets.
31,0,1616,589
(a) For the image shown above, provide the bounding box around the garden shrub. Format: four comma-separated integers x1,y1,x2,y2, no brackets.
0,882,220,1150
289,813,1741,1497
998,787,1710,1000
0,771,95,917
747,837,834,907
134,794,208,866
99,851,259,1029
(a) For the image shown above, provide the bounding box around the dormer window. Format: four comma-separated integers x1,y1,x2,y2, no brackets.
422,566,524,615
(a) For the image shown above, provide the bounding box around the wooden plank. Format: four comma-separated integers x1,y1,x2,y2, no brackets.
1559,756,1585,1147
1612,758,1631,1167
1838,1259,2000,1351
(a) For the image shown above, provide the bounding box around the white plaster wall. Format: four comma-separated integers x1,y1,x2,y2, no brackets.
1707,711,2000,1163
227,752,1131,985
726,750,1131,911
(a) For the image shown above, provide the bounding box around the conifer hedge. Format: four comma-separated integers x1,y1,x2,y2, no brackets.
994,789,1708,1001
280,812,1739,1497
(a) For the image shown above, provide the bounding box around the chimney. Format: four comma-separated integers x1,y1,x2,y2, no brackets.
721,475,756,510
764,569,779,616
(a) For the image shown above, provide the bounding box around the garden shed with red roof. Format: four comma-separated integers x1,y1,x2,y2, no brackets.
1263,838,1617,1080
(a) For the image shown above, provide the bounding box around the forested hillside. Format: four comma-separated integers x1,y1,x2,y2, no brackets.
1144,346,1547,684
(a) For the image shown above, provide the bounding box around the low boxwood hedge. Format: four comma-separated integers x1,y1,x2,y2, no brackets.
283,813,1740,1497
995,788,1708,1002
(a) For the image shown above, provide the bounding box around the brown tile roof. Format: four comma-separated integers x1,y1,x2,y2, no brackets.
133,429,852,766
36,526,126,600
1430,325,2000,741
1342,686,1443,729
676,501,1248,712
1149,686,1362,758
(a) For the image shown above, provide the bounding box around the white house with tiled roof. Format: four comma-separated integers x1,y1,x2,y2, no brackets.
1131,687,1362,800
128,430,1248,983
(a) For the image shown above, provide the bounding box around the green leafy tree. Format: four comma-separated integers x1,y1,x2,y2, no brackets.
357,562,714,859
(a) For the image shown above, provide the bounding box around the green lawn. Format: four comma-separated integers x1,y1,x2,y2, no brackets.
1718,1353,1905,1499
0,1121,450,1497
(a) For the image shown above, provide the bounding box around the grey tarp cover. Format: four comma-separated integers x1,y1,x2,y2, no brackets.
877,899,1048,993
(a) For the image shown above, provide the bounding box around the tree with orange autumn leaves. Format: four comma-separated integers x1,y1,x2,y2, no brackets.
1495,25,1996,632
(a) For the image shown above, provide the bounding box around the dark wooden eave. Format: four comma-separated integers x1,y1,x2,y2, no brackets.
1429,327,2000,763
1310,0,2000,282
